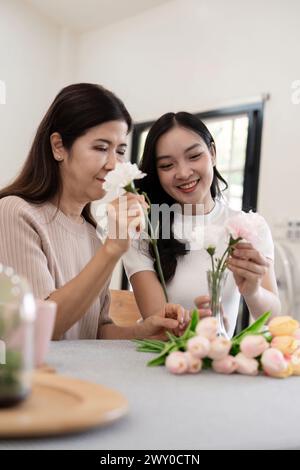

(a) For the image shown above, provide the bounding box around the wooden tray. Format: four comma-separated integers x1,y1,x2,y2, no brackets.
0,372,129,438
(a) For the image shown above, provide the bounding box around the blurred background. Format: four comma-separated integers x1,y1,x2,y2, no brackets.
0,0,300,319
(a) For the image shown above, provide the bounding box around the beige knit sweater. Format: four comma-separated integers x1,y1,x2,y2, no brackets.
0,196,111,339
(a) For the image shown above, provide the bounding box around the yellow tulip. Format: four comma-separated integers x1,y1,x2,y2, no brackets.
272,362,293,378
271,336,299,355
268,316,299,337
291,350,300,376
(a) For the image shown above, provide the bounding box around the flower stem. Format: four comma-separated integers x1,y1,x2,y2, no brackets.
151,238,169,302
126,183,169,302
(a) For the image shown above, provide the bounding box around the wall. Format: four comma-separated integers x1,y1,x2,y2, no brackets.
0,0,77,187
77,0,300,225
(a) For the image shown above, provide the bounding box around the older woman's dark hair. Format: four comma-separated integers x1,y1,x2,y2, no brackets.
136,111,227,283
0,83,132,227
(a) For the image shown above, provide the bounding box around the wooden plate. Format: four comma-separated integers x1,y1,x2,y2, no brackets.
0,372,129,438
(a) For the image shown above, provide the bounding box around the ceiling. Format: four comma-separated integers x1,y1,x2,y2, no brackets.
26,0,172,33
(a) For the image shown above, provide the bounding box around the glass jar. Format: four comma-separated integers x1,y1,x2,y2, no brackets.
0,264,36,407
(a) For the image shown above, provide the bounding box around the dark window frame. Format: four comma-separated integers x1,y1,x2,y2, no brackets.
123,102,265,330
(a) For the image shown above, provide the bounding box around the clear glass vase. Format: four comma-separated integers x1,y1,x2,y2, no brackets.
207,270,229,339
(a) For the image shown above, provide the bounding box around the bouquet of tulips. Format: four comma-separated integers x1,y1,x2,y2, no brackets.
134,311,300,378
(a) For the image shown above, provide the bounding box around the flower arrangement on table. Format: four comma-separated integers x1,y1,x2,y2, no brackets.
134,311,300,378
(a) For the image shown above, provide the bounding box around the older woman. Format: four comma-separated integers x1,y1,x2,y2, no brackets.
0,83,183,340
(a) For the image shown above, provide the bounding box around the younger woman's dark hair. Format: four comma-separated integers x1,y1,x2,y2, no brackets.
136,111,227,283
0,83,132,227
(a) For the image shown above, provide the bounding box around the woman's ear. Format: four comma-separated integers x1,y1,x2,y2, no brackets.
50,132,66,162
210,142,216,166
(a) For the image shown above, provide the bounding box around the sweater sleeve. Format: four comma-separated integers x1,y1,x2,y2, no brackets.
0,197,56,299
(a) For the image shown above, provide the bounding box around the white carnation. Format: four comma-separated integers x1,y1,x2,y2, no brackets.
103,162,146,197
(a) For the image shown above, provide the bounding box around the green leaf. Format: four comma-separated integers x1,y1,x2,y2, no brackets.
165,331,176,342
132,338,166,353
147,355,168,367
230,311,272,356
181,309,199,341
137,347,160,353
147,343,177,367
232,311,271,344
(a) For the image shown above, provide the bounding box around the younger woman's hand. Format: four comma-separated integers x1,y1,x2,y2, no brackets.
227,242,270,297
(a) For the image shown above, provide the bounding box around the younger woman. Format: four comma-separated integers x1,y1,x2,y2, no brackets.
123,112,280,337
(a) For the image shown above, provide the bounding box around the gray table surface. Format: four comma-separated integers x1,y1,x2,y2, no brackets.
1,340,300,450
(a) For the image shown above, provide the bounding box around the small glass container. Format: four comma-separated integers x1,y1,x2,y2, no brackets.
0,264,36,407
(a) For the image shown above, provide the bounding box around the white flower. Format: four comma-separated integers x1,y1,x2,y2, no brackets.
103,162,146,197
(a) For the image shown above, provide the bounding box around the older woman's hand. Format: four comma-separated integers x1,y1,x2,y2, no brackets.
193,295,212,318
105,193,148,256
164,303,190,336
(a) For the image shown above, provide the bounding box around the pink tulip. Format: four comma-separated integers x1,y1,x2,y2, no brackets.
183,352,202,374
187,336,210,359
212,355,237,374
235,353,259,376
208,337,232,360
240,335,269,358
196,317,218,340
261,348,292,378
165,351,188,374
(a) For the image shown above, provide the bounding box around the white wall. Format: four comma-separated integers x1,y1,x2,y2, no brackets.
0,0,76,187
77,0,300,225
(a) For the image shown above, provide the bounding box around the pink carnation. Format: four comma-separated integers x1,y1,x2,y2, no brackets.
225,211,267,249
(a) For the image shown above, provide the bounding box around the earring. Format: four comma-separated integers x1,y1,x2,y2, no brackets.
56,155,63,161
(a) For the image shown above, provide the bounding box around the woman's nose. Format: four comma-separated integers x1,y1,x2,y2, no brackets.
175,164,193,180
104,151,117,171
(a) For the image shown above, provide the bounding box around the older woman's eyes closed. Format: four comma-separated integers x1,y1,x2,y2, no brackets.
95,147,126,157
